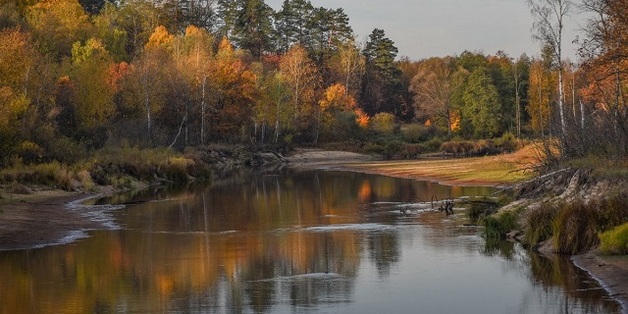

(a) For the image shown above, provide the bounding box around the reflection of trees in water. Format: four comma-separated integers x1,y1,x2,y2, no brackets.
1,170,618,313
367,232,401,278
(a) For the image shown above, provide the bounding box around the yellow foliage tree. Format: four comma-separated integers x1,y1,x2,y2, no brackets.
26,0,91,58
279,44,321,132
527,60,554,135
145,25,174,50
70,38,116,129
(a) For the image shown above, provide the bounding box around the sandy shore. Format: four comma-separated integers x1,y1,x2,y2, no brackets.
0,187,118,251
573,252,628,313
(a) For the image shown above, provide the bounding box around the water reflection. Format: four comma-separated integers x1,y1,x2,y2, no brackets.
0,169,621,313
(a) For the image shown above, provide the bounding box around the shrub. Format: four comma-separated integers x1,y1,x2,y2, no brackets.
495,132,519,153
401,124,428,143
383,141,405,159
364,142,385,155
599,223,628,255
370,113,397,135
421,138,443,152
16,141,44,164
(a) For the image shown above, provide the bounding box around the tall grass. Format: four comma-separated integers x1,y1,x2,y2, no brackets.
552,201,599,255
523,193,628,254
524,204,558,248
90,146,211,186
1,146,211,191
484,212,518,239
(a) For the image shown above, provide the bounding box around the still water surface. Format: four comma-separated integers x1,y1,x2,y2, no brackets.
0,169,621,313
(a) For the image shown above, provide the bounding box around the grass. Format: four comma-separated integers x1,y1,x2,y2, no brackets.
522,193,628,254
552,200,599,255
568,157,628,180
599,223,628,255
484,211,518,239
0,146,211,191
347,143,540,186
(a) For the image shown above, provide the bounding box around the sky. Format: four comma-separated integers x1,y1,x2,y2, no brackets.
266,0,587,62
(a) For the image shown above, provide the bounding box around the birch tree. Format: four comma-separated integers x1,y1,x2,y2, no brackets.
527,0,572,138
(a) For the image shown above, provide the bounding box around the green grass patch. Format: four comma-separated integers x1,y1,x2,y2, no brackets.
599,223,628,255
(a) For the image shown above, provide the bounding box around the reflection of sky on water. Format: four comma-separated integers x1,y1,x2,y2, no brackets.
0,169,620,313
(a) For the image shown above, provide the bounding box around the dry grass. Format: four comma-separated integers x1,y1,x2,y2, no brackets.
347,144,540,186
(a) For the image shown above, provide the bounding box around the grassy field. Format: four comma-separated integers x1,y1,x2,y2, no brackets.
345,144,540,186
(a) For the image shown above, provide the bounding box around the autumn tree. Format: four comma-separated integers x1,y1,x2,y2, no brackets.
26,0,92,58
206,37,257,140
528,0,572,139
279,44,321,138
527,59,553,136
0,27,38,161
69,38,116,133
579,0,628,156
92,2,128,62
177,25,214,144
318,83,357,141
410,57,466,137
119,26,174,145
329,39,364,98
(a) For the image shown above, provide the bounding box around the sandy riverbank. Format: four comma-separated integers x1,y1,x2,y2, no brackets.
0,187,119,251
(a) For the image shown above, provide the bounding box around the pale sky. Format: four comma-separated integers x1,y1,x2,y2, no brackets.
266,0,586,61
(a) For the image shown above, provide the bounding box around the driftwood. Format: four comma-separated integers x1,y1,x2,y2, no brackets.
431,195,455,216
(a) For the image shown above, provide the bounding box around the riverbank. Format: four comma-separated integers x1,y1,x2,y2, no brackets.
286,146,535,186
0,186,118,251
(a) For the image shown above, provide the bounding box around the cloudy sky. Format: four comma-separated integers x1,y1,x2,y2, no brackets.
266,0,587,61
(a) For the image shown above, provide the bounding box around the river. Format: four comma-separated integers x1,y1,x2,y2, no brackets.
0,169,621,313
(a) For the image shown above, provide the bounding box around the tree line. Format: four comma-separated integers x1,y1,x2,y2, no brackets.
0,0,626,166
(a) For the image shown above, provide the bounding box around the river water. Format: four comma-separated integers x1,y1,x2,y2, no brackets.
0,169,621,313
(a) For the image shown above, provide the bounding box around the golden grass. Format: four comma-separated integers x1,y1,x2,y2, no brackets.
347,144,540,186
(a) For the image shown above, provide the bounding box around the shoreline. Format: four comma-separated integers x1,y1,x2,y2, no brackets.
0,187,120,251
1,150,626,312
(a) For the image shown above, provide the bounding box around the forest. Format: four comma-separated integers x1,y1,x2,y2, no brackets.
0,0,626,169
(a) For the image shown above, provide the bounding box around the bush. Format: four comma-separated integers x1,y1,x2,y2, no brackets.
599,223,628,255
495,132,519,153
401,124,429,143
421,138,443,152
382,141,405,159
363,142,386,155
371,113,397,135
